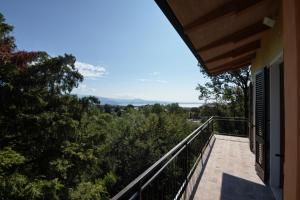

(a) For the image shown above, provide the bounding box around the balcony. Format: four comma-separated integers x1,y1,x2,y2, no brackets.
112,117,275,200
188,135,274,200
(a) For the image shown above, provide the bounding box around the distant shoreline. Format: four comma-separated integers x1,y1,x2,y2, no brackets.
76,94,203,108
104,103,203,108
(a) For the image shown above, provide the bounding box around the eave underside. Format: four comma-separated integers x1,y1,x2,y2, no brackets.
155,0,280,75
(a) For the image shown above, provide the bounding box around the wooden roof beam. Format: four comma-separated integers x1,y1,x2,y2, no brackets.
211,62,251,75
210,60,251,73
197,21,269,52
208,52,256,72
205,40,261,63
183,0,263,33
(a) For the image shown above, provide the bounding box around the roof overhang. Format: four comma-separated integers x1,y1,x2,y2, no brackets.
155,0,280,75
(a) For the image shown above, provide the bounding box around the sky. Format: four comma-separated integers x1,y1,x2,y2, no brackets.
1,0,208,102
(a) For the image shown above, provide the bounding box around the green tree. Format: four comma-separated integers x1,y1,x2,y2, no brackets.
0,13,114,199
166,103,183,114
0,12,201,199
196,66,250,118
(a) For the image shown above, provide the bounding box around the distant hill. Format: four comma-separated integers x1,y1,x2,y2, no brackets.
98,96,170,106
75,95,170,106
75,94,202,107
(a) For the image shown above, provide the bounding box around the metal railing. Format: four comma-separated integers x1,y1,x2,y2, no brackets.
112,116,248,200
213,117,249,137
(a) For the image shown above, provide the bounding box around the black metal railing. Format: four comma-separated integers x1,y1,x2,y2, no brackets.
213,116,249,137
112,116,248,200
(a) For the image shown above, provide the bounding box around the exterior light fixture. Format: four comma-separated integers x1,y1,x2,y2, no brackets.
263,17,275,28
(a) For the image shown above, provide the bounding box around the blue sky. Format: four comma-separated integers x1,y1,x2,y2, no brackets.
1,0,207,102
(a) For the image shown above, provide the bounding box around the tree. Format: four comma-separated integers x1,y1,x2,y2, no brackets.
103,104,112,113
166,103,183,114
0,13,115,199
196,66,250,118
0,12,200,199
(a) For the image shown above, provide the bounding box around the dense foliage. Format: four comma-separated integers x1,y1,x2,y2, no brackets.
0,14,199,199
196,64,250,118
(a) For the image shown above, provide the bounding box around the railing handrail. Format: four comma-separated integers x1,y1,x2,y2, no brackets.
213,116,248,120
112,116,214,200
111,116,248,200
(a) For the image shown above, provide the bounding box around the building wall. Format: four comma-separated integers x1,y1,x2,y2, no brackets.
250,1,283,161
249,0,283,154
269,62,283,199
249,0,300,199
249,2,284,199
251,7,283,73
283,0,300,199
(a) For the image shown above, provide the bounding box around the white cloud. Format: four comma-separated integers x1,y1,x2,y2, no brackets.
74,84,96,93
78,84,87,89
150,72,160,76
75,61,106,78
138,78,168,84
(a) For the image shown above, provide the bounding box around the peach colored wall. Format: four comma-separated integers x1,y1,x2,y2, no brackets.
283,0,300,199
250,6,283,76
249,1,300,199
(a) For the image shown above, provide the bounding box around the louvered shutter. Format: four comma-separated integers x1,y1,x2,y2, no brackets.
255,68,269,182
249,82,254,152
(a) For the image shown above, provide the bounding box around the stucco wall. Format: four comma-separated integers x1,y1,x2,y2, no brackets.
269,63,282,198
251,8,283,75
249,4,283,198
283,0,300,199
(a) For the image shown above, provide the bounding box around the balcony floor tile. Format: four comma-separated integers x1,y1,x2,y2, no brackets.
192,135,275,200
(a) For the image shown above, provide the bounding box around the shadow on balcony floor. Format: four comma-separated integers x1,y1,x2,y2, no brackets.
220,173,274,200
190,135,274,200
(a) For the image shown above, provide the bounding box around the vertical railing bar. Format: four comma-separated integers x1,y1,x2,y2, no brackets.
211,119,213,134
139,182,142,200
186,142,189,187
113,117,250,200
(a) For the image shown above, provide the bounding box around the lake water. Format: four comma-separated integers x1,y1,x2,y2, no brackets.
178,103,202,108
117,103,202,108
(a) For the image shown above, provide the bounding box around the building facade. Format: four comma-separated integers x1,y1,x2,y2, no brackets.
155,0,300,199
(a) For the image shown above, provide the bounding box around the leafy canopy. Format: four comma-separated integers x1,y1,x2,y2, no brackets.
0,13,199,199
196,64,250,118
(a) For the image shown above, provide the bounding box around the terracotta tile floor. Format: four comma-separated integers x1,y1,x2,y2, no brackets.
192,135,275,200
